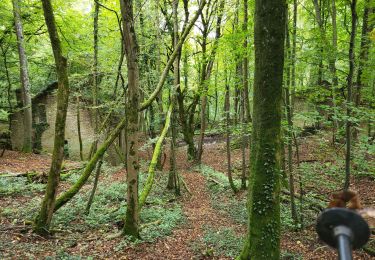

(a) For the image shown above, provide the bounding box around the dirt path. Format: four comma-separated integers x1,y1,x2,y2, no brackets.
122,170,238,259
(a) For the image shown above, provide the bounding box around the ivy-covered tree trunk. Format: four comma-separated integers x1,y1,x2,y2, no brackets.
120,0,140,239
33,0,70,235
239,0,285,259
12,0,32,153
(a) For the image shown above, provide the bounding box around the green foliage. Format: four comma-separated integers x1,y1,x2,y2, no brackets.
140,205,184,242
197,226,244,258
0,177,45,196
352,136,375,177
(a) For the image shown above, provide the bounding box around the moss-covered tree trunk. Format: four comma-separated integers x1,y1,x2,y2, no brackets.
33,0,70,235
12,0,32,153
239,0,285,259
120,0,140,239
167,0,180,190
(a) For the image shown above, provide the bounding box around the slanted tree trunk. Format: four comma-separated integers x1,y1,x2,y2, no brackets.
12,0,32,153
344,0,357,191
239,0,285,258
140,103,173,208
85,159,103,214
33,0,70,235
120,0,140,239
53,117,127,211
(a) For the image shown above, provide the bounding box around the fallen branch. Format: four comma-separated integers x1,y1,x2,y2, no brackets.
180,175,192,195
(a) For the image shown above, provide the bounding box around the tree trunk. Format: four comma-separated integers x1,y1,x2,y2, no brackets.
225,77,237,193
243,0,251,123
120,0,140,239
139,103,173,208
76,95,84,161
196,0,225,163
285,12,297,224
167,0,180,191
85,159,103,214
92,0,100,156
53,117,127,211
12,0,32,153
330,0,339,144
33,0,70,235
239,0,285,258
344,0,357,191
354,0,372,139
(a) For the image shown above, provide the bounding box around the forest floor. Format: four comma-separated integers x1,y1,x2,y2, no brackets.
0,132,374,259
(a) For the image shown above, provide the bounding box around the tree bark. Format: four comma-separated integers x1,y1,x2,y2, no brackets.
33,0,70,235
225,76,237,193
239,0,285,258
285,11,297,224
167,0,180,191
120,0,140,239
91,0,100,157
140,103,173,208
76,95,83,161
243,0,251,123
344,0,357,191
12,0,32,153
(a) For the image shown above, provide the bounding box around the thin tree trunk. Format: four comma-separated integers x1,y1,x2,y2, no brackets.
285,12,297,224
139,104,173,208
120,0,140,238
243,0,251,123
12,0,32,153
225,77,237,193
328,0,340,144
76,95,83,161
196,0,225,163
344,0,357,191
239,0,285,258
0,45,13,147
34,0,70,235
167,0,180,191
89,1,100,159
85,159,103,214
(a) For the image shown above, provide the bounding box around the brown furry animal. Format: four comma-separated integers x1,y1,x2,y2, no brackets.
328,190,362,210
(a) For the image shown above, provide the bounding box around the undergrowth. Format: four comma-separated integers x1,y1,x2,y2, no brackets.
1,168,184,244
192,226,243,258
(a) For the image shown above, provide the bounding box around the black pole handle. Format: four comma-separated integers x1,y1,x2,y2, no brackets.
316,208,370,260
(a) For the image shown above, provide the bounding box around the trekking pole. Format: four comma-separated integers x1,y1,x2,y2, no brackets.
316,208,370,260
